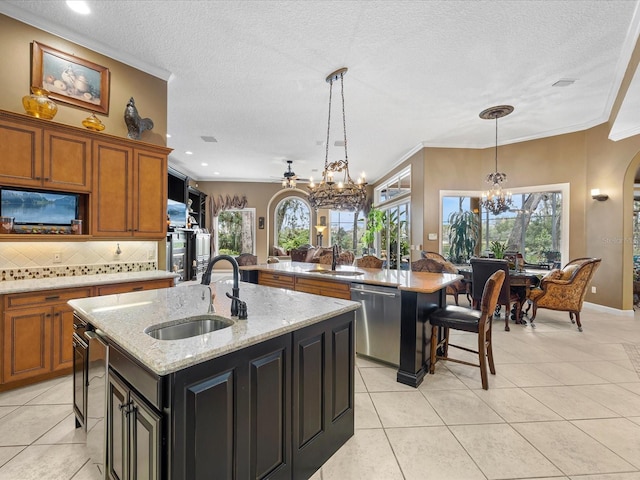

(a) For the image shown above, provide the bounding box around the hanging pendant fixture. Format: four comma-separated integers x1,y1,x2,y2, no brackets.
281,160,297,189
307,68,367,211
480,105,514,216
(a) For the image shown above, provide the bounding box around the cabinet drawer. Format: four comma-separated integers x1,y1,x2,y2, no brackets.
295,277,350,300
96,279,174,296
258,271,294,289
4,287,93,309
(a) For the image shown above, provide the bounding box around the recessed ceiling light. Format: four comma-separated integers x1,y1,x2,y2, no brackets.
213,172,220,175
166,133,171,138
201,162,208,166
66,1,90,14
185,151,193,155
552,79,576,87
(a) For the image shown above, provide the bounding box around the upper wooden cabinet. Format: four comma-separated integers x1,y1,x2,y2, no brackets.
0,113,91,192
92,141,168,238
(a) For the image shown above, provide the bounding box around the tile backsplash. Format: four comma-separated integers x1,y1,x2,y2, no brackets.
0,241,158,280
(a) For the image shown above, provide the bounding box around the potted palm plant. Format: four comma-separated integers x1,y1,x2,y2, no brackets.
447,210,479,264
361,207,384,255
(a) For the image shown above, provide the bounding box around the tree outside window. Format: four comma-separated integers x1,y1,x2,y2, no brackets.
275,197,311,251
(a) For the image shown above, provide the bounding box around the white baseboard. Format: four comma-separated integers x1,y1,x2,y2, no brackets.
583,301,635,317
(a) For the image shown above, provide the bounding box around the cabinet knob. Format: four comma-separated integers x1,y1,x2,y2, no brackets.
46,313,52,318
119,401,134,414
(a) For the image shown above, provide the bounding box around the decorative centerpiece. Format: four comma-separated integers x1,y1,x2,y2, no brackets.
22,86,58,120
82,113,105,131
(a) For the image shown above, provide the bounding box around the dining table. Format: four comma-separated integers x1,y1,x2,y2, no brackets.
456,266,546,330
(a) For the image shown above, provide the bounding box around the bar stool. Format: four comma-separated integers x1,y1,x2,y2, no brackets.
428,270,505,389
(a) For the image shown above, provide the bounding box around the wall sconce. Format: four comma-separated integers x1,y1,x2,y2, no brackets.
591,189,609,201
315,225,327,247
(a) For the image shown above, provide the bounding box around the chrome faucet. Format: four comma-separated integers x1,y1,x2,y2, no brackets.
201,254,247,319
331,244,339,270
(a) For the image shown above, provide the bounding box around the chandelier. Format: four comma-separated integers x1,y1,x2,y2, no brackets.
281,160,297,189
480,105,514,216
307,68,367,211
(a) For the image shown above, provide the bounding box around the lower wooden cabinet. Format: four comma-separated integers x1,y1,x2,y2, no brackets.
1,278,174,391
256,271,351,300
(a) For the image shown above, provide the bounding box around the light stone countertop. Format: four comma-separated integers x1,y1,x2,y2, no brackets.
68,280,360,376
0,271,178,295
241,261,462,293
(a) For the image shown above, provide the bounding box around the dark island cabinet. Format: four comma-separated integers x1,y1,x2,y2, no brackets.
105,311,355,480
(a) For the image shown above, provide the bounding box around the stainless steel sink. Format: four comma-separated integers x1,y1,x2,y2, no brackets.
307,269,365,276
145,315,234,340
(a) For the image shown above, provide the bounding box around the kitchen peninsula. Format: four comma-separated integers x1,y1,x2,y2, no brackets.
240,262,463,388
69,280,359,480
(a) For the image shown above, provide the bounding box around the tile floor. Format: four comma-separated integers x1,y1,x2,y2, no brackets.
1,305,640,479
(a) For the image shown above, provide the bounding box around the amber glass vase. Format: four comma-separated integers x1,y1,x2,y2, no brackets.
22,87,58,120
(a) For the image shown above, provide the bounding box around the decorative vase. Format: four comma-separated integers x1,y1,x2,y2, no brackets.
82,113,105,131
22,87,58,120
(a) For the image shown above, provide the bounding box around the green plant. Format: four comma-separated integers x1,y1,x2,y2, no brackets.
490,241,507,259
447,210,479,263
361,207,384,252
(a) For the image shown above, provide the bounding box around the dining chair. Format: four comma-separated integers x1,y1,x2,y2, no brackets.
419,251,470,305
428,270,505,389
235,253,258,266
470,258,520,331
356,254,384,269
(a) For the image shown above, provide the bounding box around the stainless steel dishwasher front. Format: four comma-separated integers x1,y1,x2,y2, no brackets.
350,283,402,366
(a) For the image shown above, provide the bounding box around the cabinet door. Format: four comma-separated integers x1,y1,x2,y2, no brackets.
107,371,130,480
43,130,92,192
132,149,167,238
3,306,52,383
0,118,43,187
52,304,79,371
92,141,134,237
129,390,162,480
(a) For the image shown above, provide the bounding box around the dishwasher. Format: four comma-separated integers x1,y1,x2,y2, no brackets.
350,283,402,366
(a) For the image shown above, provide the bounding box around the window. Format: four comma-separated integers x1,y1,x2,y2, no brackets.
375,166,411,205
329,210,365,253
440,184,568,265
379,202,410,269
217,208,256,255
274,197,311,251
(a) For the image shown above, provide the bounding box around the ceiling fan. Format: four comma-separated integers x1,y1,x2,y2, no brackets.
270,160,310,185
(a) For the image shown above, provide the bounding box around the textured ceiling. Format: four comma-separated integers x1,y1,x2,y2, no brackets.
2,0,640,184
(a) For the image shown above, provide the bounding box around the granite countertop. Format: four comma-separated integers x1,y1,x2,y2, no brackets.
68,280,360,376
242,261,462,293
0,270,178,295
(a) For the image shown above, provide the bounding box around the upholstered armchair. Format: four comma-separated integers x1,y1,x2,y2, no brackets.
417,251,470,306
318,250,355,266
235,253,258,266
290,244,316,262
527,257,601,331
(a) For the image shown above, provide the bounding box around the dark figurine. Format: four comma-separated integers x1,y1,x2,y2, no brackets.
124,97,154,139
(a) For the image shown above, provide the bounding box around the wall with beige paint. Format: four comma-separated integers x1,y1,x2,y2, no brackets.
0,14,167,145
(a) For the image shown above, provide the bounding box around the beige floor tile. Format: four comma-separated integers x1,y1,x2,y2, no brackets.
444,361,517,389
0,447,23,469
534,361,611,385
567,474,640,479
69,460,103,480
359,366,416,392
27,378,73,405
318,428,403,480
524,385,619,420
0,378,63,407
370,391,443,427
513,420,635,476
418,369,469,390
0,444,89,480
578,361,640,383
473,387,562,422
572,418,640,469
355,355,388,368
422,389,503,425
0,404,71,447
386,426,485,479
630,417,640,427
497,363,564,387
575,384,640,417
449,423,562,479
354,368,366,392
354,393,382,429
35,414,86,445
0,407,16,421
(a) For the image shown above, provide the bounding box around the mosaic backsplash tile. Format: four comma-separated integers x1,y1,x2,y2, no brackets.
0,241,160,280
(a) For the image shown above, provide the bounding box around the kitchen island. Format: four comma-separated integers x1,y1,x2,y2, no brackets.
69,280,359,480
240,262,463,388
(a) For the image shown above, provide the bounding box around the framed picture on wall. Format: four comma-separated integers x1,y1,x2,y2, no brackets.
31,41,110,114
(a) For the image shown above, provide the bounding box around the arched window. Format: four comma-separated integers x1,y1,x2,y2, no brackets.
274,197,311,250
